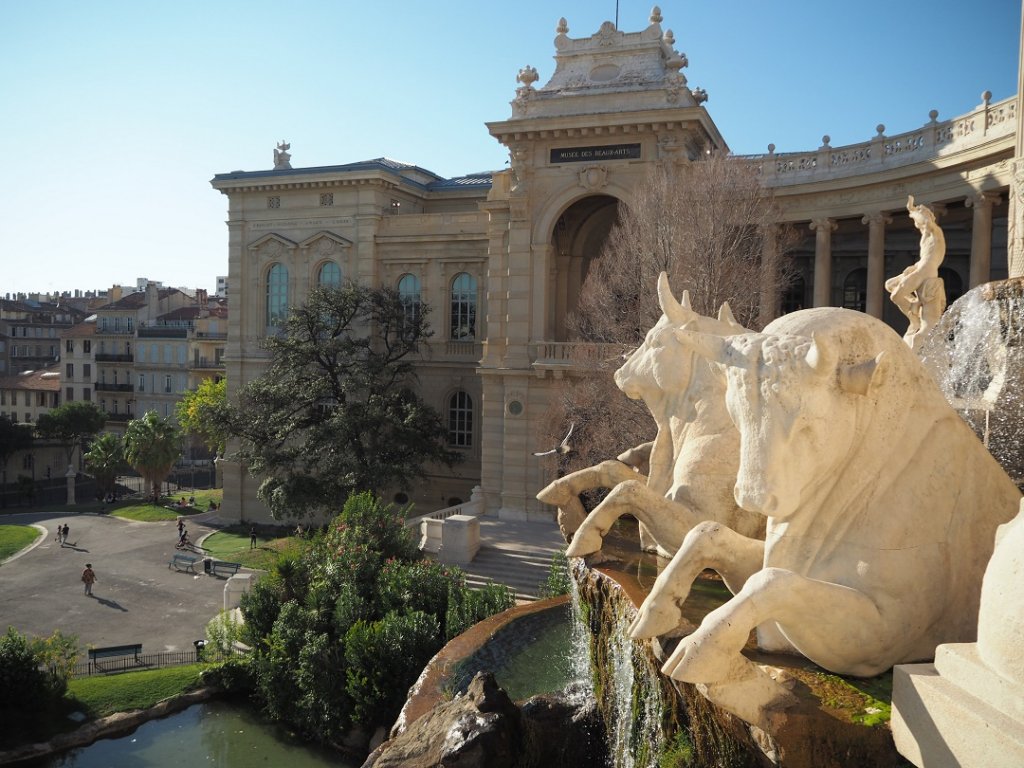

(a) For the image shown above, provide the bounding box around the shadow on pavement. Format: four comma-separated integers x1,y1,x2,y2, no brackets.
92,596,128,612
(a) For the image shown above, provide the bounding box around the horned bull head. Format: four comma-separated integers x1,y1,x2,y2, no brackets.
674,328,889,517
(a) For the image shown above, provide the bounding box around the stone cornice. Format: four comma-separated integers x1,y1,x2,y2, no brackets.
486,106,727,151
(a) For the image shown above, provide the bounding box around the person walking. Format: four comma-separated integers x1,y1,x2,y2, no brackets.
61,523,70,546
81,563,96,596
249,526,257,549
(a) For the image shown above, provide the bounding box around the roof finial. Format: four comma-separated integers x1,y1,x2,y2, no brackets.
556,17,568,35
650,6,663,24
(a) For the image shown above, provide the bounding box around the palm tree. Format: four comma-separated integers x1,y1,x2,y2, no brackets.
83,432,124,499
123,412,180,502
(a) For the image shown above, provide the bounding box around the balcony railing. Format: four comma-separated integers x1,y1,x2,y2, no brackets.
104,412,133,423
736,94,1016,187
192,358,225,369
529,341,630,370
196,331,227,340
138,327,188,339
94,353,134,363
95,383,134,393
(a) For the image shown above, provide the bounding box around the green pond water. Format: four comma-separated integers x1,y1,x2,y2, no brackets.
30,700,355,768
450,603,577,701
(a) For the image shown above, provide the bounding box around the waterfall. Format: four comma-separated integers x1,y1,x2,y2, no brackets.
570,572,665,768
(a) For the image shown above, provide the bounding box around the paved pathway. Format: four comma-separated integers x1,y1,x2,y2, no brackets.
0,509,568,657
0,511,228,655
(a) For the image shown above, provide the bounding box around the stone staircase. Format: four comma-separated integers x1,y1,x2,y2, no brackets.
459,518,567,601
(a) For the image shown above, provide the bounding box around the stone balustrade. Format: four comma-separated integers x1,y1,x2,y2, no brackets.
737,94,1016,187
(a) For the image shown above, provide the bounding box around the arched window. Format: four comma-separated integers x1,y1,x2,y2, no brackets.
842,268,867,313
318,261,341,287
266,264,289,330
448,391,473,447
449,273,477,340
398,273,421,327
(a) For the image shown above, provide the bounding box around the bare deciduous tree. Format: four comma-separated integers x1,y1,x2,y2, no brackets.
546,154,797,476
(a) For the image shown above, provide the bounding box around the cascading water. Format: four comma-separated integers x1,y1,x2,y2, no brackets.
918,277,1024,480
570,570,666,768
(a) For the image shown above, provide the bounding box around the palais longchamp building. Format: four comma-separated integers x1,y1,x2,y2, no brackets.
211,8,1023,524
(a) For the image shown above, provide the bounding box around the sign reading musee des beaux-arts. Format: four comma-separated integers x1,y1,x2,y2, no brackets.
550,144,641,163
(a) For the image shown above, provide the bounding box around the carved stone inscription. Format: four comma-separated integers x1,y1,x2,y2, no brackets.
550,144,641,164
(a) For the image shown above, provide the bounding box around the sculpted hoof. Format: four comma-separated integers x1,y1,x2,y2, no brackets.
628,600,681,639
565,527,603,558
663,635,736,683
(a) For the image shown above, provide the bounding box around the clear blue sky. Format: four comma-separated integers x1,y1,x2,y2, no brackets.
2,0,1018,297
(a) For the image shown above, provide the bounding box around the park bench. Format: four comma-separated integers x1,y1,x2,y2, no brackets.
87,643,143,672
168,553,199,573
210,560,242,578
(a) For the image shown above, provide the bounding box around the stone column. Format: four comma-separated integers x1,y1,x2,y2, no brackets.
758,225,779,325
861,211,892,318
810,218,838,307
1011,9,1024,278
967,191,1002,288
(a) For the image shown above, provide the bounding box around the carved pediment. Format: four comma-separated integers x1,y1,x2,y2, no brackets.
247,233,297,257
298,231,354,256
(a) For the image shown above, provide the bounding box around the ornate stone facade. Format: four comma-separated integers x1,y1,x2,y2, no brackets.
211,9,1018,524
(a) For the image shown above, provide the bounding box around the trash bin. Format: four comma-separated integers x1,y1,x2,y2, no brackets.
203,557,212,574
193,639,206,661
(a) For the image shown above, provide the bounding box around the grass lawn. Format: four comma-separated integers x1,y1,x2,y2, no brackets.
0,524,42,560
202,527,307,570
112,489,224,523
68,664,206,719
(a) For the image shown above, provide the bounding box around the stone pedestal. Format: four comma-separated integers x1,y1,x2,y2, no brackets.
893,647,1024,767
223,573,254,612
420,518,444,554
892,503,1024,767
437,514,480,565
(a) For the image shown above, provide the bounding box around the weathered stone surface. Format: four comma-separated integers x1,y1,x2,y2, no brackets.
364,672,520,768
519,682,605,767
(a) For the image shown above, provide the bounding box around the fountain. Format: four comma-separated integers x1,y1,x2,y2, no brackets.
540,268,1023,767
918,277,1024,481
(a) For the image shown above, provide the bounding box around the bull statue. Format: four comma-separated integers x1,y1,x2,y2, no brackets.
538,272,763,558
630,307,1020,717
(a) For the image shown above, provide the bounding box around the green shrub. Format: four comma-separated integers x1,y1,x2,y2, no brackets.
445,581,516,639
344,610,441,729
0,627,77,744
377,559,463,634
538,550,571,598
200,657,254,693
239,576,284,643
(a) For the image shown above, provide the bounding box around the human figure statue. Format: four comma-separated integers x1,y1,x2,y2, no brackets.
274,141,292,170
885,195,946,350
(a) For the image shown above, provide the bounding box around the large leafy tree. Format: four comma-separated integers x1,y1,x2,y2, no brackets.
176,377,228,456
123,411,180,501
35,401,107,467
0,416,34,507
83,432,125,498
216,284,460,519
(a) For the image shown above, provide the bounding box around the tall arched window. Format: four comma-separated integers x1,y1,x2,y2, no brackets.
448,391,473,447
449,273,477,340
266,263,289,330
939,267,964,308
318,261,341,287
842,268,867,312
398,273,421,327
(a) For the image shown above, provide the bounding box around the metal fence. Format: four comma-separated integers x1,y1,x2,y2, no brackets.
71,646,243,678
